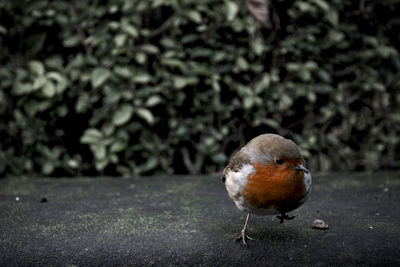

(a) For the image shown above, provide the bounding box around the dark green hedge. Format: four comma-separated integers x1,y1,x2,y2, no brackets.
1,0,399,176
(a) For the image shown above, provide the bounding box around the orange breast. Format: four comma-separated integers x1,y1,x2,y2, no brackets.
242,162,306,212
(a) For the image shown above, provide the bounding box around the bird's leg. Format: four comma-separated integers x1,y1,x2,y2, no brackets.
277,213,296,223
235,213,255,246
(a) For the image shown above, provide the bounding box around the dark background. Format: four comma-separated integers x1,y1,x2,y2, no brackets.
1,0,399,177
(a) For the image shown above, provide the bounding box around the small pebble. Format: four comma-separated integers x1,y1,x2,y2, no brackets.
312,219,329,230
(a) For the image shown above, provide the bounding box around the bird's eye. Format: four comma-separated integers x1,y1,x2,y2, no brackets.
275,158,284,165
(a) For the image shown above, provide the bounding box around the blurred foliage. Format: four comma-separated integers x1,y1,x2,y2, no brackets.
0,0,399,177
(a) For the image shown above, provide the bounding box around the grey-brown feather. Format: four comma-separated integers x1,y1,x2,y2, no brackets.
246,134,302,163
221,150,251,182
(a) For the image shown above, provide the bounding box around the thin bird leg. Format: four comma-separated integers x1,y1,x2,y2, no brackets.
235,213,255,246
277,212,296,223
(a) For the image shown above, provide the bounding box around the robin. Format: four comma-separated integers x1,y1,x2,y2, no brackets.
222,134,311,246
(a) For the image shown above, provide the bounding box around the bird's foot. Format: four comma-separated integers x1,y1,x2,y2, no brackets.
277,213,296,223
235,229,255,247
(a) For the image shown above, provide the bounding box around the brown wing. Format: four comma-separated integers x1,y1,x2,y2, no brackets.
221,150,251,183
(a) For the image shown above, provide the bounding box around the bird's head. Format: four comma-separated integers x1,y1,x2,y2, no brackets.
246,134,309,175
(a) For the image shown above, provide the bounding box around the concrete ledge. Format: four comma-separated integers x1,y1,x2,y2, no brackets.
1,173,399,266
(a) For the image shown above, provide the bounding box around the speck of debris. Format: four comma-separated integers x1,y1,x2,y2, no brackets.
383,187,389,192
369,226,374,229
40,197,47,203
15,197,20,201
312,219,329,230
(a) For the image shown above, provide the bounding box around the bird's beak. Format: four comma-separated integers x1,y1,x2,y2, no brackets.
295,165,309,173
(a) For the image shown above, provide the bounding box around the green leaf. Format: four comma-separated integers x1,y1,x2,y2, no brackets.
371,82,385,91
152,0,166,8
161,58,186,71
135,52,147,64
140,44,159,54
102,122,115,136
63,35,80,47
80,128,103,144
76,93,90,113
114,67,132,79
45,56,63,70
26,33,47,56
67,159,79,169
328,30,345,43
315,84,334,94
311,0,330,11
114,34,127,47
24,99,51,116
296,2,315,12
113,104,134,126
187,10,202,23
91,68,111,88
286,62,301,71
307,91,317,102
28,60,44,75
262,119,280,129
42,80,56,97
110,141,126,153
108,21,120,30
33,76,47,90
317,70,331,83
57,105,68,117
136,107,154,125
122,24,138,38
236,57,249,71
243,96,255,109
251,38,264,55
326,10,339,26
160,38,175,48
42,162,54,175
141,157,158,172
298,69,311,81
175,125,187,136
226,1,238,21
91,144,106,160
172,76,198,89
133,73,151,83
0,25,7,34
211,152,227,164
110,154,118,164
146,95,162,107
95,158,109,171
377,45,397,58
47,72,68,93
254,74,271,93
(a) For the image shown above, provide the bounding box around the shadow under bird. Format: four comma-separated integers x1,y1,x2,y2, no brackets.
222,134,311,246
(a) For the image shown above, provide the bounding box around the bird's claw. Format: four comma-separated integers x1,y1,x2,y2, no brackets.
235,230,255,247
277,213,296,223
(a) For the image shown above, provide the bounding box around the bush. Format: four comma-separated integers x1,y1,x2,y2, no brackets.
0,0,399,176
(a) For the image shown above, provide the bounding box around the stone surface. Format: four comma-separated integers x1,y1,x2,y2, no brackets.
0,173,399,266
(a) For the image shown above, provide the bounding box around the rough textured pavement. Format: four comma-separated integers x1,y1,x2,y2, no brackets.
0,173,399,266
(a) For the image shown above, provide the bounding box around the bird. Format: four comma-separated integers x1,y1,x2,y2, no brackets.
222,133,311,246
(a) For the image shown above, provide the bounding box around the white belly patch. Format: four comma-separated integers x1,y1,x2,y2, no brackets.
225,164,254,212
